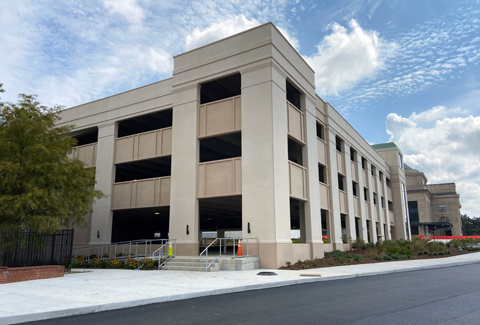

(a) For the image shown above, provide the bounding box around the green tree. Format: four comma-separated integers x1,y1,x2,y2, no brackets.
461,214,480,236
0,85,103,230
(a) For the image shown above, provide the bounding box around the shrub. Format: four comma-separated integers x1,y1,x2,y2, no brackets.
400,247,413,256
433,252,438,256
418,251,424,255
439,252,444,256
286,261,292,267
383,255,393,261
388,246,401,254
352,238,366,250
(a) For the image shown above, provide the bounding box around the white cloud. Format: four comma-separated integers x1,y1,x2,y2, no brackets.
276,26,300,50
304,19,396,96
386,107,480,217
185,15,260,51
103,0,144,24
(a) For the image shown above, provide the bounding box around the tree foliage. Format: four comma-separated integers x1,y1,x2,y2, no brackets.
0,86,103,230
461,214,480,236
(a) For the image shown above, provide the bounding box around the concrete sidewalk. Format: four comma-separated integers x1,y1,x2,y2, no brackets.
1,253,480,325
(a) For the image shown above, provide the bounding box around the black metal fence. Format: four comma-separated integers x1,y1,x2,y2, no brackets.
0,228,74,268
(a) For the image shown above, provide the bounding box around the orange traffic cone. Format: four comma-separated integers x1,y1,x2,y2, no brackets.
237,239,243,257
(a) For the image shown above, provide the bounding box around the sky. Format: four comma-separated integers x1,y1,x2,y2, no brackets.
0,0,479,218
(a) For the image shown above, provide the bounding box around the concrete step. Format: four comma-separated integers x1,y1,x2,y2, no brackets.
161,265,217,272
164,261,215,267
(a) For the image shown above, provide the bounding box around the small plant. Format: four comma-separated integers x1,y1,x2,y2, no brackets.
433,252,438,256
352,238,366,250
286,261,292,267
418,251,423,255
439,252,444,256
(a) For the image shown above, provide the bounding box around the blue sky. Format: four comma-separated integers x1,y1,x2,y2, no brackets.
1,0,479,218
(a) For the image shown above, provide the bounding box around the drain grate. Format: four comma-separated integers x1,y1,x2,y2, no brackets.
257,271,277,276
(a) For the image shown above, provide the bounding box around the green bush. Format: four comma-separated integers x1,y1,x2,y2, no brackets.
439,252,444,255
400,247,413,256
388,246,401,254
383,255,393,261
352,238,366,250
418,251,424,255
433,252,438,256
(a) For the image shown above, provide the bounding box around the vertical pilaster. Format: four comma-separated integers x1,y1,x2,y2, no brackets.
344,143,356,241
302,96,322,247
241,63,291,268
90,122,117,244
357,157,368,241
367,162,378,243
327,129,343,246
169,84,200,255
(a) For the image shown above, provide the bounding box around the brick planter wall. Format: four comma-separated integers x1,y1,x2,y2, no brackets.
0,265,65,284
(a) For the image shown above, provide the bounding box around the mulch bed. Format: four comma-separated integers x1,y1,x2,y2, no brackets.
279,247,477,270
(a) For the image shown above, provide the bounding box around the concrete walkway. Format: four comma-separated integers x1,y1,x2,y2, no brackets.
1,253,480,325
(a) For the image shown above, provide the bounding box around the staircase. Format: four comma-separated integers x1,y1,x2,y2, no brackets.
160,256,221,272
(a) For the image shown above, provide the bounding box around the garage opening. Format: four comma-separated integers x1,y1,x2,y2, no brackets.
71,127,98,146
199,196,242,255
111,207,170,242
199,132,241,163
200,73,241,105
117,109,172,138
115,156,171,183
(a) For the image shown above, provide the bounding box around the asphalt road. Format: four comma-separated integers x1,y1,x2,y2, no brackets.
28,264,480,325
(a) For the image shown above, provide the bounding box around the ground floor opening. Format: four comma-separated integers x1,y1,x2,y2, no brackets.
198,196,242,255
111,207,170,242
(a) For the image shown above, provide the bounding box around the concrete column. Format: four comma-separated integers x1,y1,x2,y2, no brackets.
90,122,117,245
375,175,385,240
356,156,368,241
343,143,356,241
169,84,200,255
382,177,391,240
367,162,378,243
326,128,343,247
301,95,323,251
241,62,291,268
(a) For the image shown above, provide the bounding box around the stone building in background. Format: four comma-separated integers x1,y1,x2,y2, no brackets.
405,165,462,237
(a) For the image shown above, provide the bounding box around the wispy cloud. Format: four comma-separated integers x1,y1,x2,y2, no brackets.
327,2,480,110
0,0,293,107
103,0,144,25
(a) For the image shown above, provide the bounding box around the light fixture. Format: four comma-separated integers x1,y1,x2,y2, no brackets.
155,212,160,215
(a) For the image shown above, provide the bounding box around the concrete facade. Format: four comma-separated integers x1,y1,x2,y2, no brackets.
405,166,462,237
59,23,410,269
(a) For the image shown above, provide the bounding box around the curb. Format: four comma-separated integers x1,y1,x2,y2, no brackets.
2,259,480,324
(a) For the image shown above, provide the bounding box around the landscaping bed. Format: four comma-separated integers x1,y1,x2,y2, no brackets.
69,255,159,270
280,238,480,270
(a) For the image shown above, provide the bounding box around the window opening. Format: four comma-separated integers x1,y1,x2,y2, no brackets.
286,80,302,110
118,109,172,138
319,164,327,184
200,73,241,105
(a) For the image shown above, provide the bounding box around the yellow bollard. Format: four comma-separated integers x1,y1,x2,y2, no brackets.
167,242,173,256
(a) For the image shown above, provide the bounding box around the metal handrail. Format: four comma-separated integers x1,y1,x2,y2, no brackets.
199,238,220,271
154,239,177,269
199,238,259,271
74,239,168,261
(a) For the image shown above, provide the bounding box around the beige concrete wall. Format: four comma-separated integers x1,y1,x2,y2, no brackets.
111,177,171,210
115,127,172,164
287,101,305,144
69,143,97,168
197,158,242,198
198,96,241,138
288,161,308,201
